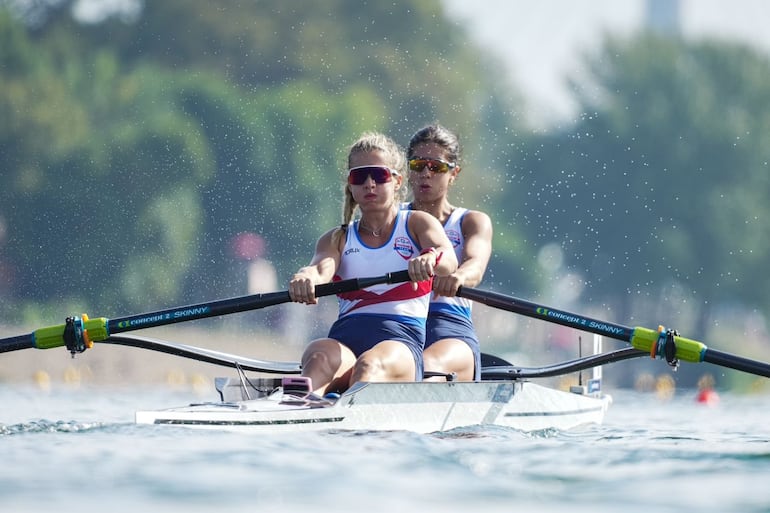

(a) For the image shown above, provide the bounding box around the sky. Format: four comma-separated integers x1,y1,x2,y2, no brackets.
443,0,770,126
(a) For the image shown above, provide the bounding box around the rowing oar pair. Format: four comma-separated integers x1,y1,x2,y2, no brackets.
1,270,769,380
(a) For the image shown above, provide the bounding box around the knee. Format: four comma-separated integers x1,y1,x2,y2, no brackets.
301,339,341,369
354,353,383,375
351,353,387,382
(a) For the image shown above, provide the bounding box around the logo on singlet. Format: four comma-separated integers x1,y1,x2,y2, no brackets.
344,247,360,255
393,237,415,260
446,229,461,248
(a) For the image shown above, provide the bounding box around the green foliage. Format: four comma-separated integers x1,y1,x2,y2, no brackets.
0,1,527,317
0,15,217,312
520,34,770,333
6,0,768,345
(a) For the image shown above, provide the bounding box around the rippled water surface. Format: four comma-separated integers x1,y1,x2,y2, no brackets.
1,385,769,513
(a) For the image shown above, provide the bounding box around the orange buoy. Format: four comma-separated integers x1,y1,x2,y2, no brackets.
696,387,719,405
696,374,719,405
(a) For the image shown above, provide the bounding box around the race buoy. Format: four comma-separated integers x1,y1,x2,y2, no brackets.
696,387,720,405
696,374,719,405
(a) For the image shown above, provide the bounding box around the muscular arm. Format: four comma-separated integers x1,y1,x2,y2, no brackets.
432,210,493,297
289,227,343,304
407,211,459,280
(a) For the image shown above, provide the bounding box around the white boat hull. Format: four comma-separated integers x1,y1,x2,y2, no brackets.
135,380,611,434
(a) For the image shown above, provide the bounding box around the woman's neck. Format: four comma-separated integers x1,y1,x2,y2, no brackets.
359,206,397,238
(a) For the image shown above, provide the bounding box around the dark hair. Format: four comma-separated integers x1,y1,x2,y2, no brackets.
407,123,461,163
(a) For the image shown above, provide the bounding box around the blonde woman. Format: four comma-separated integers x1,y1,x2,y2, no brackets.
289,131,457,397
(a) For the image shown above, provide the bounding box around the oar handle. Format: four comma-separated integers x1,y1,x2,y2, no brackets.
317,269,411,296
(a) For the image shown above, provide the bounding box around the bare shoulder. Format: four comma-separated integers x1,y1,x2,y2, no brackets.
317,226,340,242
406,210,448,247
316,225,347,252
461,209,493,232
407,209,442,228
463,209,492,223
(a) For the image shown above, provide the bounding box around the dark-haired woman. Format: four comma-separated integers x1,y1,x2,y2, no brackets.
405,124,493,381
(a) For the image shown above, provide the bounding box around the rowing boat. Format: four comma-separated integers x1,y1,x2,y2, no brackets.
3,271,769,434
134,371,611,434
121,330,617,434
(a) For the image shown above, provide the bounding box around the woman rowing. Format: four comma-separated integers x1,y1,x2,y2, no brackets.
404,123,493,381
289,131,457,397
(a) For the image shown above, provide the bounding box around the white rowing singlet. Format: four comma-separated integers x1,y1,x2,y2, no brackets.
431,207,473,319
335,210,431,321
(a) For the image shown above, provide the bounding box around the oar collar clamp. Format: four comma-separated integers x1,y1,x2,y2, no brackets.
63,315,92,357
651,326,679,370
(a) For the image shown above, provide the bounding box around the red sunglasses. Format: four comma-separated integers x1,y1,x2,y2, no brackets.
347,165,398,185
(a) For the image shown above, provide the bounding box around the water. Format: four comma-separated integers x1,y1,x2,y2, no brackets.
1,384,769,513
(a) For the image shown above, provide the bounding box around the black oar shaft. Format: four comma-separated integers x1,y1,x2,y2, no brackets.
109,270,411,333
0,270,412,353
1,334,35,352
704,349,770,378
459,285,770,380
457,287,635,342
109,291,290,333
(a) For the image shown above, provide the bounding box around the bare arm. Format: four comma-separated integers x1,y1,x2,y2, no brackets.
432,210,493,297
407,211,458,281
289,227,343,304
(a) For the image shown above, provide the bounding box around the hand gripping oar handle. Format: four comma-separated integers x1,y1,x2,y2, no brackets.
1,270,412,354
458,285,770,379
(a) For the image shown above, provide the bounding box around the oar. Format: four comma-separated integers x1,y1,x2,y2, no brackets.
0,270,411,355
458,286,770,379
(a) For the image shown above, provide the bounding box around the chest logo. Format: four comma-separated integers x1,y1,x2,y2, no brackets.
393,237,415,260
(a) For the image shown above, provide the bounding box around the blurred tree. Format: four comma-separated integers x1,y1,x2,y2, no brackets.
0,1,533,319
520,34,770,337
0,9,215,314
